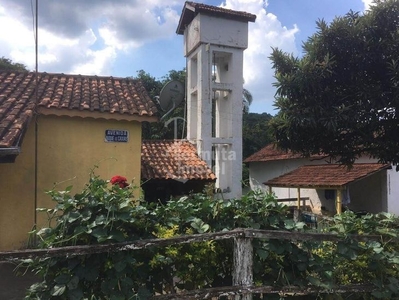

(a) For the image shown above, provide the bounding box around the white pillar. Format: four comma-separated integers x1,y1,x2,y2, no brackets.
178,4,256,199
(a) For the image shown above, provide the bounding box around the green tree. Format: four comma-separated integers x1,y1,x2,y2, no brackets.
140,69,255,140
243,112,273,159
269,0,399,167
135,69,163,101
242,112,273,187
163,69,186,84
138,69,187,140
0,57,28,71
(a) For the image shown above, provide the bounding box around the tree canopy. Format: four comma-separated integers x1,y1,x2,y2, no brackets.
137,69,187,140
270,0,399,168
0,57,28,71
138,68,261,143
243,112,273,159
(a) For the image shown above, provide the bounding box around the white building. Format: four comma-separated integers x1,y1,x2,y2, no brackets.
245,144,399,215
177,2,256,199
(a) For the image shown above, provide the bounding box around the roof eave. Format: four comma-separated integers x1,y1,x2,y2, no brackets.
265,183,345,189
176,4,195,35
0,147,20,163
176,1,256,35
142,177,216,182
264,164,391,189
38,107,159,123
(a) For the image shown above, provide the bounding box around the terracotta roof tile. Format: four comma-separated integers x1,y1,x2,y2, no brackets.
177,1,256,34
264,163,391,188
0,71,157,149
141,140,216,181
244,144,325,163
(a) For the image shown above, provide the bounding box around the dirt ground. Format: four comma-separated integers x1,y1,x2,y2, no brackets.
0,262,38,300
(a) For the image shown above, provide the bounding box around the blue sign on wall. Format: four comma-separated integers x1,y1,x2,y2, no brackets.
105,129,129,143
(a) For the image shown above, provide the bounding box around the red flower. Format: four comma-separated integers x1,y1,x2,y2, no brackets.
110,175,128,188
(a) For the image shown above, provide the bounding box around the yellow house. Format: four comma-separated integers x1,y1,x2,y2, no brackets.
0,71,157,251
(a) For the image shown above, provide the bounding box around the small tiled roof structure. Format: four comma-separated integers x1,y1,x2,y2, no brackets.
264,163,391,189
176,1,256,35
244,143,325,163
141,140,216,181
0,71,158,160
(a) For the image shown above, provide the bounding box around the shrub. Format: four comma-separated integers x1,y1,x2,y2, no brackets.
23,174,399,299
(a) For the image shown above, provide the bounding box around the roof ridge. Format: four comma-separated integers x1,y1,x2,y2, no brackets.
185,1,256,20
0,70,136,81
0,71,158,150
143,139,189,143
265,163,391,188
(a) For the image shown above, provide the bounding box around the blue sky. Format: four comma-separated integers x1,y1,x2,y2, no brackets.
0,0,370,115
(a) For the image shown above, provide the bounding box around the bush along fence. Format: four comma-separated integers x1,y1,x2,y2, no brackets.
1,174,399,299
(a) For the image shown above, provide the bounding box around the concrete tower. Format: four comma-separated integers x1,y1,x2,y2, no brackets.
177,2,256,199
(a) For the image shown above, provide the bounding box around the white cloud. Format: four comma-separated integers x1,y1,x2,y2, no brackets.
99,27,131,51
0,16,112,75
362,0,373,11
0,0,299,113
0,1,181,75
221,0,299,113
0,4,35,67
101,4,179,48
71,47,117,76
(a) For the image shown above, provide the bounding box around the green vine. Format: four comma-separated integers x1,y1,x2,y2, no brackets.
22,174,399,299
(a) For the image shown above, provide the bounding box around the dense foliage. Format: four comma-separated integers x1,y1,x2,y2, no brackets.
243,112,273,159
23,174,399,299
138,69,266,144
137,69,272,151
270,0,399,168
242,112,273,186
0,57,28,71
137,69,187,140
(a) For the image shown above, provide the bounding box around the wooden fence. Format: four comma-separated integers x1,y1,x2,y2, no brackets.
0,228,380,299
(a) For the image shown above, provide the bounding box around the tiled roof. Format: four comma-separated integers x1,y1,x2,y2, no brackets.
177,1,256,34
141,140,216,181
0,71,157,149
244,143,325,163
264,163,391,188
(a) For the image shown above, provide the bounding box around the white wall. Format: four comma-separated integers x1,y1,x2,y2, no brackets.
348,172,385,214
248,156,398,215
184,12,248,199
184,14,249,56
248,158,323,191
248,158,325,212
387,168,399,216
354,157,399,215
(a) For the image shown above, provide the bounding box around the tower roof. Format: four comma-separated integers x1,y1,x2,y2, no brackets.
176,1,256,35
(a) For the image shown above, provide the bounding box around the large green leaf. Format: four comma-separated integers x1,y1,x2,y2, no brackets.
51,284,66,296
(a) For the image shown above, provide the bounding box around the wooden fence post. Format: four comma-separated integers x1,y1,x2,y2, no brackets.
233,236,253,300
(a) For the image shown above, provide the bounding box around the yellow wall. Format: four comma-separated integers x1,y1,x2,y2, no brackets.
0,122,36,251
0,115,142,250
